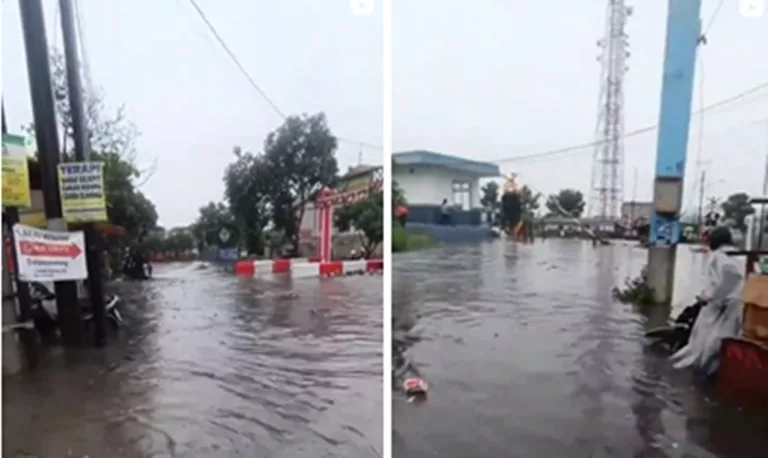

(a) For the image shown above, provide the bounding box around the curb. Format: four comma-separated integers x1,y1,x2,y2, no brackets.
235,259,383,278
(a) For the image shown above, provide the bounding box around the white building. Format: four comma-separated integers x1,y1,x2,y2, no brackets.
393,150,500,225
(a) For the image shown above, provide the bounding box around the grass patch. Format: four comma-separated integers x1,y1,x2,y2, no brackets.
392,225,438,253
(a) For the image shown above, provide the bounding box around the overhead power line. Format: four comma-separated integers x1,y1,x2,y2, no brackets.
493,80,768,164
702,0,726,37
186,0,382,150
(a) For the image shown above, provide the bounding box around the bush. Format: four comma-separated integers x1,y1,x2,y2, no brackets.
392,225,437,253
612,267,657,305
393,225,408,252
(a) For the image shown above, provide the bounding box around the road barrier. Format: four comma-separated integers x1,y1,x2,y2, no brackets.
234,258,383,278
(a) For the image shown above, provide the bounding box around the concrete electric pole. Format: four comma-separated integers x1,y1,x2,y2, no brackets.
646,0,702,304
18,0,84,346
59,0,108,347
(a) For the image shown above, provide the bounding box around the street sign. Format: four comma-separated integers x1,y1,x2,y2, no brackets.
12,224,87,282
217,247,238,261
58,161,108,222
219,228,230,243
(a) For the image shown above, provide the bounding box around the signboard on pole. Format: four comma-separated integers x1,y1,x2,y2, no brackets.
12,224,87,282
217,247,238,261
57,161,108,222
2,133,32,208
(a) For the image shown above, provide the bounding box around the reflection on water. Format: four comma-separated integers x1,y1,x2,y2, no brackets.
393,240,768,458
3,262,382,457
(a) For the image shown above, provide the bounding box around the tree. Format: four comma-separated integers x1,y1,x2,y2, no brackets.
334,192,383,258
223,147,270,254
224,114,339,255
392,179,407,209
519,185,541,218
546,189,586,218
262,113,339,251
99,151,158,238
164,230,195,255
721,192,755,231
190,202,239,251
25,52,158,241
480,181,500,223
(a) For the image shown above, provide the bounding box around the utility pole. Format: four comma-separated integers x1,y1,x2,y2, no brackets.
358,144,363,166
59,0,107,347
696,170,706,236
2,101,39,370
630,167,638,223
18,0,83,346
647,0,702,304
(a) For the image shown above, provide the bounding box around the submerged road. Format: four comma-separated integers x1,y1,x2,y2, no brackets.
3,262,382,457
393,240,768,458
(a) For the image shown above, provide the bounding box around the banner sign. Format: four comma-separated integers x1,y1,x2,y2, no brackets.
12,224,87,282
2,133,32,208
58,161,108,222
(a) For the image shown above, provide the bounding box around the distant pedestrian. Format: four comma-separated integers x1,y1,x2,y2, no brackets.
440,198,451,225
396,204,409,227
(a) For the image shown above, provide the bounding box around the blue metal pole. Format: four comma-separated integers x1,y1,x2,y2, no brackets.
647,0,702,304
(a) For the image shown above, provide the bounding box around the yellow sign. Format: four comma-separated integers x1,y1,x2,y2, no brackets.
58,161,108,222
2,156,32,208
2,134,33,208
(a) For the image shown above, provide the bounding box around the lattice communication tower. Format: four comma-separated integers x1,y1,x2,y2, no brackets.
588,1,633,221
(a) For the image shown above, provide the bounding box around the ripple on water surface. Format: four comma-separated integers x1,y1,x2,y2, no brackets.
3,262,382,457
393,240,768,458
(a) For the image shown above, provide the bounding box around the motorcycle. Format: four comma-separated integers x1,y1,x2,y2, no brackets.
28,282,124,341
644,300,703,353
122,250,153,280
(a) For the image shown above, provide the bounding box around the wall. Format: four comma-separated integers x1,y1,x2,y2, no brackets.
298,233,382,259
395,165,481,209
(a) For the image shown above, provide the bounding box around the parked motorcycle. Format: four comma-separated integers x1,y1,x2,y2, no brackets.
122,249,153,280
645,300,703,352
28,282,123,341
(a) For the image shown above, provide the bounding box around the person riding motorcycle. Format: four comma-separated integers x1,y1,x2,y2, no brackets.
670,226,744,376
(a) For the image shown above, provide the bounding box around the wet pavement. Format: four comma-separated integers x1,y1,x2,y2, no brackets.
393,240,768,458
3,262,382,457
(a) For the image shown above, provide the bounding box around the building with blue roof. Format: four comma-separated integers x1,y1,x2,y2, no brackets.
394,150,501,227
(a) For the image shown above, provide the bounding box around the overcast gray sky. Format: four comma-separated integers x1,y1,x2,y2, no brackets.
393,0,768,214
3,0,382,227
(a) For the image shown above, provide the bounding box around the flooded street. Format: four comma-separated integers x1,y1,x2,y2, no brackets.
3,262,382,457
393,240,768,458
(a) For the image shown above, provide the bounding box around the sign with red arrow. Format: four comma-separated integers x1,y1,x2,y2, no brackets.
19,241,82,259
12,224,87,282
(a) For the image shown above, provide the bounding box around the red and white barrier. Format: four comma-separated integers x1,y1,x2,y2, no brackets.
234,258,383,278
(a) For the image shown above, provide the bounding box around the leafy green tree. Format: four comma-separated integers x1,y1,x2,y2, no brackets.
334,192,383,258
223,148,269,254
546,188,586,218
190,202,239,250
519,185,542,219
721,192,755,231
263,113,339,251
25,52,158,240
225,113,339,254
164,229,196,255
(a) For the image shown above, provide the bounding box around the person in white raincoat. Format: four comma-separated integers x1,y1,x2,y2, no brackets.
670,226,745,376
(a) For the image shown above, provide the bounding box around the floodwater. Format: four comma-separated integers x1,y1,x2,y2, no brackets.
3,262,382,457
393,240,768,458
